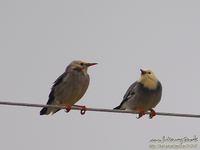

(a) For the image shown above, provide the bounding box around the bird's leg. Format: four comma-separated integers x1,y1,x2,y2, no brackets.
73,105,87,115
133,108,145,119
59,104,72,113
149,108,156,119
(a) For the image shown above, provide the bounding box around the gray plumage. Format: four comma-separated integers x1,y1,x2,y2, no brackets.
114,69,162,118
40,60,97,115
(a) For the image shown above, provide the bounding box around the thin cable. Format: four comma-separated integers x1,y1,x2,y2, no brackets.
0,101,200,118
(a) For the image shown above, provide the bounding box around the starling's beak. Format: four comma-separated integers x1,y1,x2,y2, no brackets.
87,63,98,67
140,69,146,75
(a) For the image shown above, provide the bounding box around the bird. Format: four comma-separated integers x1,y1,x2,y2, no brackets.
40,60,97,115
114,69,162,119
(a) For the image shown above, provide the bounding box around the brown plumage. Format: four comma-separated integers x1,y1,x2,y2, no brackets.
40,60,97,115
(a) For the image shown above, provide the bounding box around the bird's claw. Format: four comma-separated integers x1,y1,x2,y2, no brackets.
65,108,71,113
149,108,156,119
80,106,87,115
136,111,145,119
73,105,87,115
59,104,72,113
134,108,145,119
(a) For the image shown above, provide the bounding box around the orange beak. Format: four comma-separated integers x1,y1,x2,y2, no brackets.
140,69,146,75
87,63,98,66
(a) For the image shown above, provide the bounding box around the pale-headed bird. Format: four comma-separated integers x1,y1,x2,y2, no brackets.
40,60,97,115
114,69,162,119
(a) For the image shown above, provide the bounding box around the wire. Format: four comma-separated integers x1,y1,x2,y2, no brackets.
0,101,200,118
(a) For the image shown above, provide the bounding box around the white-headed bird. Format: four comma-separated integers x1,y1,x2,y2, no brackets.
114,69,162,119
40,60,97,115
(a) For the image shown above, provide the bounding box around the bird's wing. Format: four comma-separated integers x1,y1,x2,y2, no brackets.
46,72,68,105
40,71,69,115
114,81,137,109
123,81,137,101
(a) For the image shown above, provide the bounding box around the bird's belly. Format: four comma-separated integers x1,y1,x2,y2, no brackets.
62,87,87,105
55,80,89,106
127,94,161,111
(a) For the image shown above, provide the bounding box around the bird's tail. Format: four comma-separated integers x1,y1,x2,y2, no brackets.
113,105,122,109
40,107,48,115
40,107,61,115
113,101,126,110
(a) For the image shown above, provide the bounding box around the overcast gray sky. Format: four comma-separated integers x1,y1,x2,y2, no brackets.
1,1,200,150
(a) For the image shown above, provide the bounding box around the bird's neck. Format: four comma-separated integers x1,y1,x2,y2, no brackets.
139,78,158,90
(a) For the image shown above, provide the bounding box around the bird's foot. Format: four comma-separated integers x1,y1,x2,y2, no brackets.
134,108,145,119
149,108,156,119
59,104,72,113
73,105,87,115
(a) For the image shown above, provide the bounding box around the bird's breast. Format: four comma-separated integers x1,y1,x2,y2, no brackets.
127,82,162,111
54,73,90,105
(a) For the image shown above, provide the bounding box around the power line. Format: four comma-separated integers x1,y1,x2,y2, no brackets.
0,101,200,118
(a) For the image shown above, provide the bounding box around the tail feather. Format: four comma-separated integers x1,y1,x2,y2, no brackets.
113,105,122,109
113,104,126,110
40,107,61,115
40,107,48,115
113,100,126,110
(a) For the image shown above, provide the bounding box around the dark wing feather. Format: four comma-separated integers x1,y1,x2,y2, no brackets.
40,72,67,115
47,72,66,105
113,81,137,110
123,81,137,101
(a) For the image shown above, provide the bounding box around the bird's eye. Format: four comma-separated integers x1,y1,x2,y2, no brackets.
148,72,151,74
80,63,84,66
